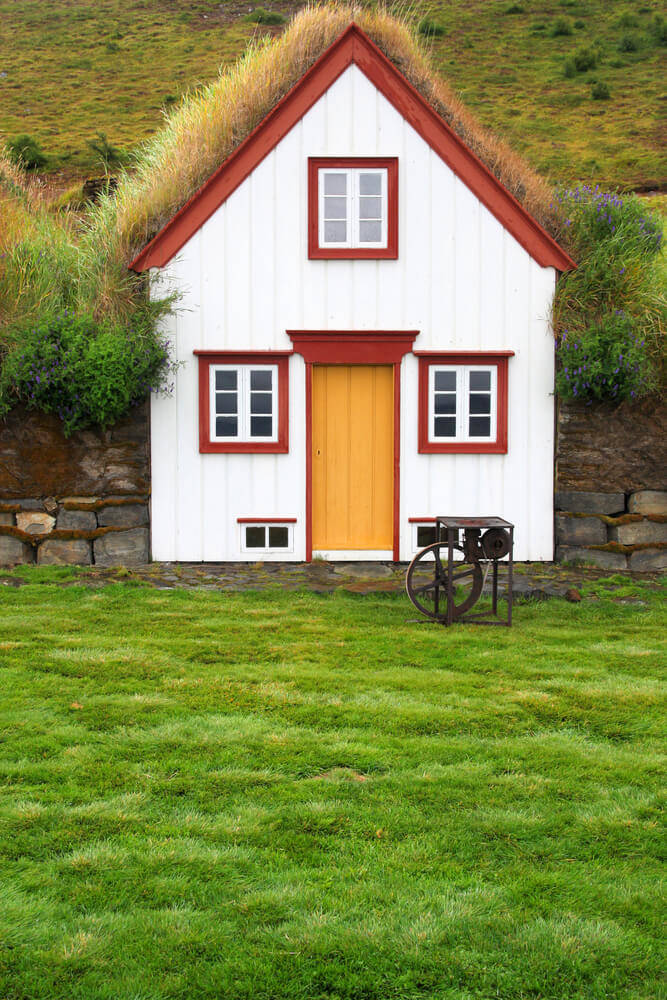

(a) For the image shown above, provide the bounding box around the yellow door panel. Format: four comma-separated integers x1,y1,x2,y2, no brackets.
312,365,394,550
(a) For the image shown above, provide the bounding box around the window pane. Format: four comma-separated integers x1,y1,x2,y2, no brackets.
434,370,456,391
216,370,237,390
359,196,382,220
434,417,457,438
268,526,289,548
250,392,272,415
324,197,347,220
469,393,491,415
359,172,382,195
250,416,272,437
434,393,456,415
359,221,382,243
470,370,491,390
417,526,437,547
469,416,491,437
250,370,272,391
216,416,238,437
324,172,346,195
324,221,347,243
245,526,265,548
215,392,237,414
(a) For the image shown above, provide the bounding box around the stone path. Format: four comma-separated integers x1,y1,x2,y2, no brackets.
0,560,662,601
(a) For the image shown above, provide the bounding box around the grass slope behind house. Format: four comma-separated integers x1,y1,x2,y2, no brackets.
0,576,664,998
0,0,665,189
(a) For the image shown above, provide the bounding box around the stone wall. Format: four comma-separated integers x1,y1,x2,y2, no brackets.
0,403,150,566
555,395,667,570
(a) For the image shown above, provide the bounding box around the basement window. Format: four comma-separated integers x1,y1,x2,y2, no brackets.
308,157,398,259
238,520,295,554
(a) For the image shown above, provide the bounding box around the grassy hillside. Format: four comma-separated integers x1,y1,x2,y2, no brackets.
0,0,665,189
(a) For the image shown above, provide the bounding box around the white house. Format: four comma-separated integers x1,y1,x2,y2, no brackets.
131,24,574,563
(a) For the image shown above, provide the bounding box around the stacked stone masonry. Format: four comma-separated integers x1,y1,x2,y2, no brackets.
555,490,667,571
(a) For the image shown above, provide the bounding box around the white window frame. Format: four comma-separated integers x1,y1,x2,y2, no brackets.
429,365,497,444
318,167,388,250
210,364,278,444
411,522,438,553
239,522,294,554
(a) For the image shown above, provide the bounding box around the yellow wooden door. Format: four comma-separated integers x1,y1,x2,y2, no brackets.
312,365,394,551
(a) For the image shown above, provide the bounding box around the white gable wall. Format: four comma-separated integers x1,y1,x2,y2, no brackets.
150,64,557,561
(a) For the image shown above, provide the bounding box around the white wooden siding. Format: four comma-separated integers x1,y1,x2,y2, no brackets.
150,64,556,561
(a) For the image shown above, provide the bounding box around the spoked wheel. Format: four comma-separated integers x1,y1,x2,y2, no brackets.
406,542,484,622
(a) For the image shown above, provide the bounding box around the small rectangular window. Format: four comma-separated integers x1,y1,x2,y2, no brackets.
429,365,497,443
210,365,277,443
240,522,294,554
309,158,398,260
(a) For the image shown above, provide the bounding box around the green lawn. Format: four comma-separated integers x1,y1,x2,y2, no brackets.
0,575,664,999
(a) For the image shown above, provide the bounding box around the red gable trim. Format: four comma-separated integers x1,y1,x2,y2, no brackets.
130,24,574,273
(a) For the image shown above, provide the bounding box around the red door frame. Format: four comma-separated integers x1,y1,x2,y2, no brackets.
287,331,418,562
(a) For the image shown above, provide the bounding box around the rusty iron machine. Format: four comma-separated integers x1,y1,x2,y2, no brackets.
406,516,514,626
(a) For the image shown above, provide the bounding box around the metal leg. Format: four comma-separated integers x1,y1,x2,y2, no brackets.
492,559,498,615
446,528,455,627
507,528,514,627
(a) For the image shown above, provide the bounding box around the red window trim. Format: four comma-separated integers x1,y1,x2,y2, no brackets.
195,350,292,453
408,517,437,523
237,517,297,524
308,157,398,260
416,351,514,454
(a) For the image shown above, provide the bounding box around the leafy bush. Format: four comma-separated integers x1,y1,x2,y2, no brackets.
87,132,126,169
618,34,638,52
553,187,665,404
591,80,610,99
573,46,597,70
617,12,639,29
574,19,585,29
504,3,525,14
551,17,573,36
7,134,47,170
244,8,286,26
418,18,445,38
0,309,177,435
651,14,667,44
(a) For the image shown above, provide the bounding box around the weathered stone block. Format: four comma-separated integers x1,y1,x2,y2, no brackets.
94,527,149,566
0,535,34,565
628,490,667,516
37,539,92,565
0,512,14,526
555,546,628,570
555,515,607,546
555,490,625,515
97,504,149,528
16,511,55,535
56,509,98,530
628,548,667,572
610,520,667,546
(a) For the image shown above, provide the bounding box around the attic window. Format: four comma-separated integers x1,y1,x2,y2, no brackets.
308,157,398,259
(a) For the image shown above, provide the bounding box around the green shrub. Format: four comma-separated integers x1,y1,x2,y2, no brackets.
418,18,445,38
7,134,47,170
105,40,120,53
0,309,176,435
503,3,525,13
551,17,573,36
87,132,126,169
617,12,639,29
244,8,286,26
574,19,585,29
573,46,597,70
531,21,547,33
618,34,638,52
553,187,664,404
564,58,577,77
651,15,667,44
591,80,610,100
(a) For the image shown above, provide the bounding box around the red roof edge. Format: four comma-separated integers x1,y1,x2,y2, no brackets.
130,23,575,273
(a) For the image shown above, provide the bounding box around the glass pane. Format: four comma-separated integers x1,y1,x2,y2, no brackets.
324,197,347,220
250,416,272,437
417,526,437,547
434,417,457,438
434,370,456,391
359,221,382,243
470,370,491,390
245,526,265,548
469,416,491,437
250,370,272,391
434,393,456,415
469,393,491,415
324,221,346,243
359,196,382,220
359,172,382,195
268,526,289,548
215,369,237,390
215,392,237,414
324,172,346,195
250,392,272,415
216,416,238,437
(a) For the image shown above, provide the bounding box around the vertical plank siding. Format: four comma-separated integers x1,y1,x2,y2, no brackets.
152,64,556,561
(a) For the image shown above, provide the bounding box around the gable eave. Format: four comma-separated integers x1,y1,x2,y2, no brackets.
130,23,575,274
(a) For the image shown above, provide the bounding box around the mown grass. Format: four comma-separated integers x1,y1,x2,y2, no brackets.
0,577,664,998
0,0,664,188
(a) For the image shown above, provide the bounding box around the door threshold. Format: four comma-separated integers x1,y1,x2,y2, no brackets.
312,549,394,561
